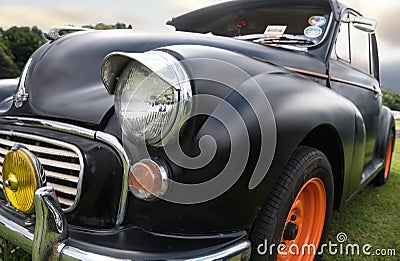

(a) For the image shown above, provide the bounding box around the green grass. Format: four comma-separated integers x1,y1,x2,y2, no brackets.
324,140,400,260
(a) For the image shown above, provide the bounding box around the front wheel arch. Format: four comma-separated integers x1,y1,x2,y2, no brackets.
250,146,334,260
300,125,344,210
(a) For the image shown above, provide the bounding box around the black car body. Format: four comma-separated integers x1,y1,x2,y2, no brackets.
0,0,395,260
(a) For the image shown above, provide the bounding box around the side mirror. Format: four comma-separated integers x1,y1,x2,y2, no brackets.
352,17,377,33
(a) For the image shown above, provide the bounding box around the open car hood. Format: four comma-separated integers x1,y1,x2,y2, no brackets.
167,0,341,33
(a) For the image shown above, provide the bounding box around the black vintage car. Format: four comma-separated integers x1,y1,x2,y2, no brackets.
0,0,395,260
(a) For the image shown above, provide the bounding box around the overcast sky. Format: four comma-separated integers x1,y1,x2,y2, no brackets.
1,0,399,91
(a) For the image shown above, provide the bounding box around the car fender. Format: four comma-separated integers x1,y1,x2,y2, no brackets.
376,105,395,159
121,44,361,233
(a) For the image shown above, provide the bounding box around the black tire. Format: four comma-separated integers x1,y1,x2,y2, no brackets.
373,131,395,186
250,146,334,260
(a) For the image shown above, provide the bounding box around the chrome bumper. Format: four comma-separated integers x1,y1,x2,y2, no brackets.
0,186,251,260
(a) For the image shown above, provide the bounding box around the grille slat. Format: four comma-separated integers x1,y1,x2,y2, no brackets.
58,197,75,207
47,182,77,196
0,131,83,212
0,155,80,172
0,137,78,158
45,170,79,183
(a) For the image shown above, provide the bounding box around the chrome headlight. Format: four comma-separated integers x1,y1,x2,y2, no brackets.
101,51,192,146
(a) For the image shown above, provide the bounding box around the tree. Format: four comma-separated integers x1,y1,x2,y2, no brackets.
1,26,47,72
83,22,132,30
0,23,134,79
382,89,400,111
0,37,19,78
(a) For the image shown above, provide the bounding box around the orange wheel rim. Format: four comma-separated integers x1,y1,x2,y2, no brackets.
277,178,326,261
384,137,393,179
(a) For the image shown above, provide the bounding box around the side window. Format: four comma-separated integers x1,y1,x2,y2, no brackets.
334,13,350,62
332,12,371,75
349,14,370,74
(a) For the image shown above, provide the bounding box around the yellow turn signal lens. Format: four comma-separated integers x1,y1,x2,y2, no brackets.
2,147,41,214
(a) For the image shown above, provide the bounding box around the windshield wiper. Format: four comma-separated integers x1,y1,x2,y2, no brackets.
235,34,315,45
258,38,315,45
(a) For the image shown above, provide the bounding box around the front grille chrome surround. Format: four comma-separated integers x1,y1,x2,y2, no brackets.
0,130,84,213
0,116,129,228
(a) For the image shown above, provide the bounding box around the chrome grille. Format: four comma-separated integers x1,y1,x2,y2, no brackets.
0,130,83,212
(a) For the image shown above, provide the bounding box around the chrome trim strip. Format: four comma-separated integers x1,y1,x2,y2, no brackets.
59,240,251,261
60,246,130,261
317,12,334,47
0,117,96,139
285,66,329,79
95,132,130,228
331,76,377,93
14,58,32,108
0,130,84,213
186,241,251,261
0,214,34,253
0,116,129,226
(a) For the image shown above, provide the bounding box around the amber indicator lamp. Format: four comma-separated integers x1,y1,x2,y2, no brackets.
2,145,44,214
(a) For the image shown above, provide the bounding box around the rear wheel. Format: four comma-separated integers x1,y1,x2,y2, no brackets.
251,146,334,260
373,131,395,186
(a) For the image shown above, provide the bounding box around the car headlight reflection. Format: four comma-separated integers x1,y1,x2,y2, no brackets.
102,51,192,146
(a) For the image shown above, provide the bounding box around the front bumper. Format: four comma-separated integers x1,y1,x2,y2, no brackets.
0,186,251,260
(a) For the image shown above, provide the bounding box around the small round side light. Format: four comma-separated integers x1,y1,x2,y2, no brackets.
128,159,169,201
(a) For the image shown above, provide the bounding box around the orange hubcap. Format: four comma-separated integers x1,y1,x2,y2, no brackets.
278,178,326,261
384,137,393,179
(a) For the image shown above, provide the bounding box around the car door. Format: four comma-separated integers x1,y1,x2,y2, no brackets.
329,10,381,169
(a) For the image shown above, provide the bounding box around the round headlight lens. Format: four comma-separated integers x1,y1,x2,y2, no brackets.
114,51,192,146
2,147,41,214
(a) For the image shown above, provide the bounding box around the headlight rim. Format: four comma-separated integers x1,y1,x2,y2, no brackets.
101,50,192,147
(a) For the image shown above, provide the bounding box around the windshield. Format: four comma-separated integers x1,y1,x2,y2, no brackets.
170,4,332,47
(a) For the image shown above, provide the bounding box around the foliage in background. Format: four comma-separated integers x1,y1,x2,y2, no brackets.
382,89,400,111
1,26,47,72
0,23,132,79
0,36,19,78
83,22,132,30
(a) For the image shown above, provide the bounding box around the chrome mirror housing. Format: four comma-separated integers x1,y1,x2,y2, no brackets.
352,17,377,33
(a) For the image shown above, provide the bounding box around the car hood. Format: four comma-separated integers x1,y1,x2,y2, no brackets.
168,0,341,31
4,29,324,127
